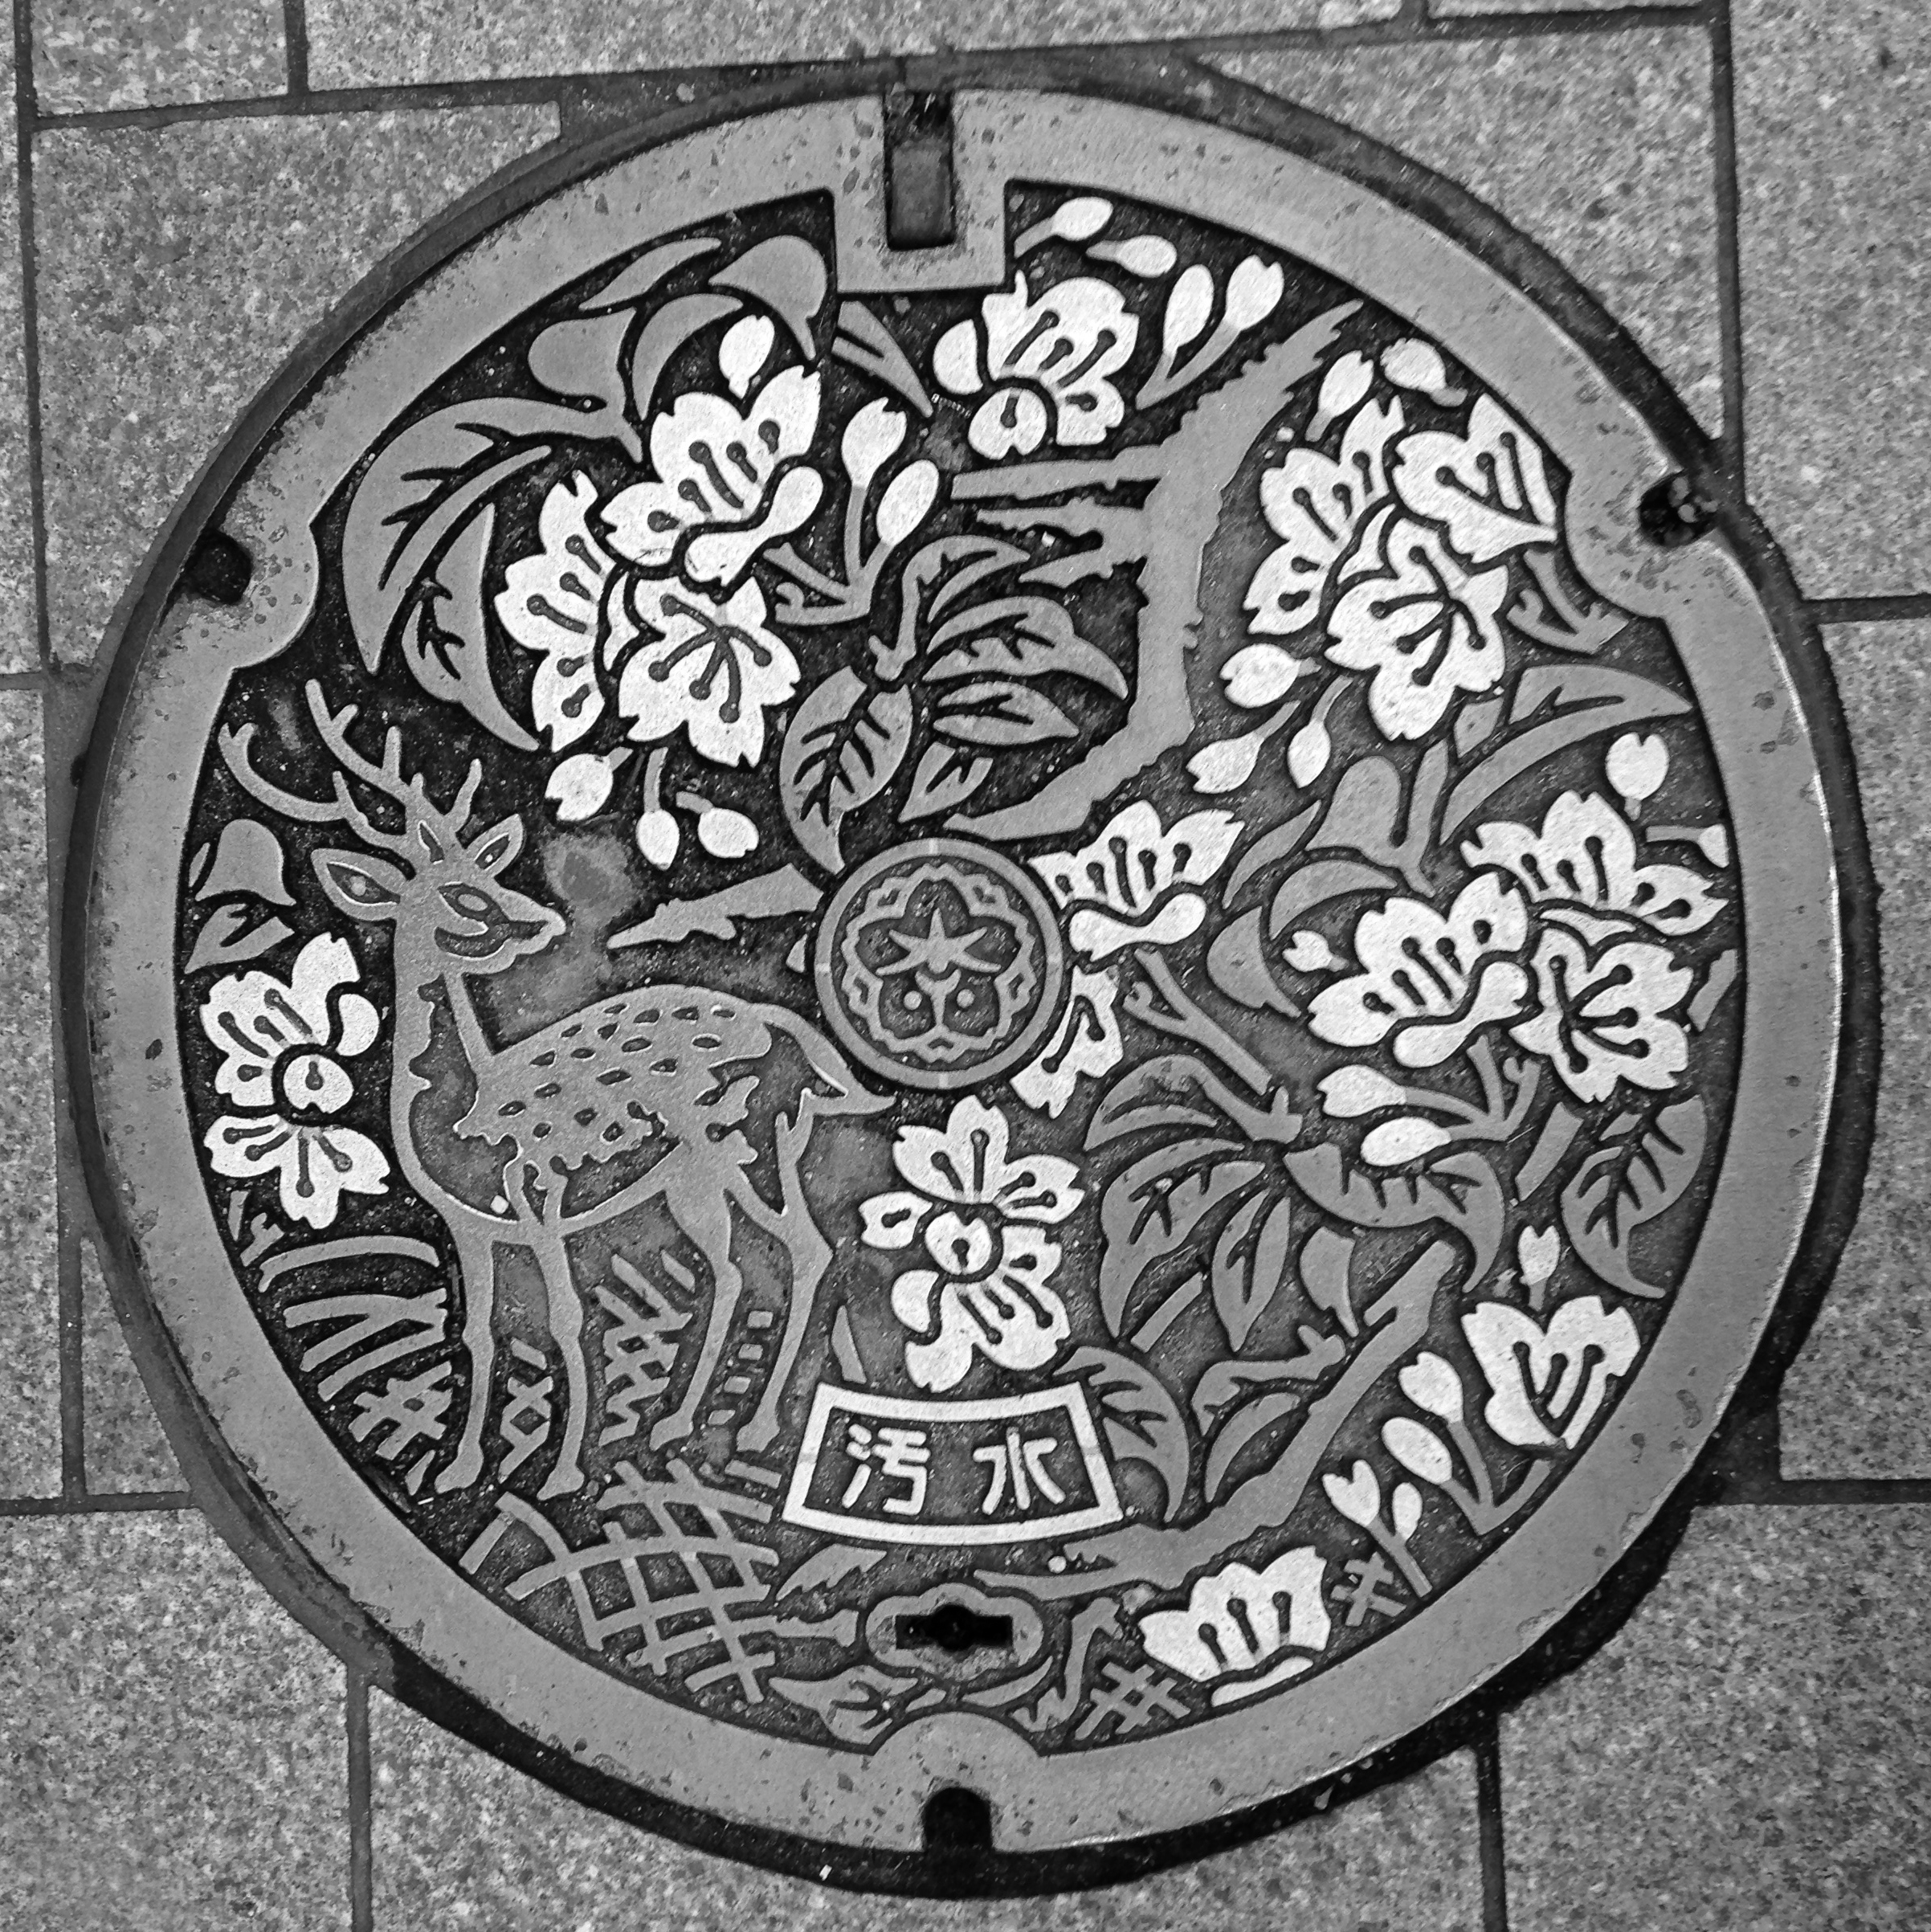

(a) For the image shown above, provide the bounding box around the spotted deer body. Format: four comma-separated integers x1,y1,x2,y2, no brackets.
221,682,880,1500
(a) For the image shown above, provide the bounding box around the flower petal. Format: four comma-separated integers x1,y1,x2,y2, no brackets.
860,1191,928,1250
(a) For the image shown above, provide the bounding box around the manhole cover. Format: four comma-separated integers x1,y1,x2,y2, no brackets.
73,74,1866,1886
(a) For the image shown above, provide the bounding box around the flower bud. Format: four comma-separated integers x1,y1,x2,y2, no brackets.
1382,1417,1454,1486
1226,255,1285,332
874,460,939,547
717,314,775,399
1051,195,1112,242
1390,1482,1423,1542
1607,731,1669,805
545,749,620,822
1322,1460,1382,1528
1400,1351,1465,1422
1361,1117,1451,1167
1308,349,1373,438
1382,337,1451,396
1187,733,1262,794
1221,642,1308,709
635,809,680,869
1697,824,1732,868
1288,717,1331,786
1096,235,1178,277
1517,1224,1561,1286
1318,1064,1406,1118
1162,264,1215,357
696,807,759,859
1284,929,1340,974
840,398,907,491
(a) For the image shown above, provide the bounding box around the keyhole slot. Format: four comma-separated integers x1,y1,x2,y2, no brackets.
896,1603,1014,1656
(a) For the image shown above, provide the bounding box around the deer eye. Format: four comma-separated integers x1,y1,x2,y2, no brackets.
440,885,496,922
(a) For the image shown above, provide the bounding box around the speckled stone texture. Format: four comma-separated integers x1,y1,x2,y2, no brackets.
79,1238,180,1493
0,1510,349,1927
304,0,1399,89
1781,621,1930,1477
1504,1505,1931,1930
372,1693,1481,1930
1435,0,1693,14
34,0,286,112
1209,30,1721,433
0,693,56,1500
35,104,559,665
0,34,33,675
1736,0,1930,595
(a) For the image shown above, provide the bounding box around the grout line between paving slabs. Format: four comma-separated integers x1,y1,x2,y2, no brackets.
1813,594,1931,626
0,1488,194,1514
1709,0,1745,486
1476,1717,1509,1932
10,0,49,669
284,0,310,96
348,1669,374,1932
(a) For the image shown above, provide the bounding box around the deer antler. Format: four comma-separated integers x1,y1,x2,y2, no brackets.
218,678,480,854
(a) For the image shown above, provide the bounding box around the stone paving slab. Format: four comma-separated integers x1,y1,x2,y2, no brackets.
34,103,559,666
1503,1504,1931,1930
78,1237,179,1493
1781,620,1931,1477
303,0,1400,90
0,1510,349,1930
371,1692,1482,1930
1736,0,1930,596
0,27,34,676
1210,27,1721,434
1435,0,1693,12
0,692,56,1501
33,0,286,114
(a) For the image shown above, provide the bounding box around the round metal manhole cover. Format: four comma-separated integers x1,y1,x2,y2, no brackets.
73,75,1865,1886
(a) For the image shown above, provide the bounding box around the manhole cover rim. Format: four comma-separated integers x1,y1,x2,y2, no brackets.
71,79,1857,1871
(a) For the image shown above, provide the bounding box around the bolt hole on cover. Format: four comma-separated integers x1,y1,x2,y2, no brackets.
71,69,1870,1894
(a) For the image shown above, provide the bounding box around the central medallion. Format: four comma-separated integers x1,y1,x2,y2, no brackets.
73,80,1858,1883
816,838,1065,1089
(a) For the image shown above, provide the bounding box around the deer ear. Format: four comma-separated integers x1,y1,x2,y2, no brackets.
312,848,407,920
467,815,524,874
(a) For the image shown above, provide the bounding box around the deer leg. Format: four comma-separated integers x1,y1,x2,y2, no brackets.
529,1224,591,1501
737,1127,830,1456
436,1224,499,1493
649,1184,741,1452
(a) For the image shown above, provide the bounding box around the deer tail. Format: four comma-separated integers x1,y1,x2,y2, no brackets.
760,1005,888,1115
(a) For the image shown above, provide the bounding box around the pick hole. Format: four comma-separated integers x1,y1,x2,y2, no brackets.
896,1604,1014,1656
922,1784,992,1855
1639,474,1717,548
181,530,253,605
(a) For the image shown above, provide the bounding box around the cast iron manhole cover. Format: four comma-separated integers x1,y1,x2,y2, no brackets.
73,74,1866,1886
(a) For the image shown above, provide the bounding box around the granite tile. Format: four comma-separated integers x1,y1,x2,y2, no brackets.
0,1509,349,1928
1212,34,1721,434
79,1237,180,1494
1782,621,1931,1477
34,0,287,113
1736,1,1931,594
0,692,56,1501
1504,1504,1931,1931
305,0,1402,90
373,1692,1481,1930
35,103,560,665
0,29,35,676
1435,0,1692,13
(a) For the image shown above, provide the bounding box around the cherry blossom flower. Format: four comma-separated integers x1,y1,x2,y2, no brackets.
1310,872,1532,1069
200,934,390,1230
933,273,1137,459
1461,1297,1639,1451
496,472,615,751
1326,512,1511,740
1511,926,1693,1104
1391,395,1557,564
1139,1547,1329,1706
1031,801,1243,962
1011,967,1124,1117
860,1097,1082,1392
1460,790,1723,941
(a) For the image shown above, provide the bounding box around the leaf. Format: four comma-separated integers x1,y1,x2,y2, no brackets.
1066,1346,1189,1522
926,597,1129,696
1267,858,1398,938
1443,667,1692,834
777,669,912,868
403,502,541,750
1099,1139,1265,1335
1284,1144,1504,1286
900,741,990,821
932,678,1077,747
607,864,822,950
185,905,292,975
1086,1053,1298,1151
1192,1329,1349,1435
341,398,600,676
1206,907,1296,1015
769,1664,915,1746
1224,803,1321,910
579,236,716,313
527,309,632,416
629,292,741,422
711,235,828,359
1211,1192,1295,1351
1299,1226,1359,1338
1560,1097,1707,1298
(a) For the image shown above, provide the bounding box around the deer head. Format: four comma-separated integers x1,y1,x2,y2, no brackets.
219,680,565,980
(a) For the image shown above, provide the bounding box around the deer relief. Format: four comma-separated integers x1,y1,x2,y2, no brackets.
219,680,884,1499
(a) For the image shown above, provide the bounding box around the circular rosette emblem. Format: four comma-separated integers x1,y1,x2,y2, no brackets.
815,838,1067,1089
